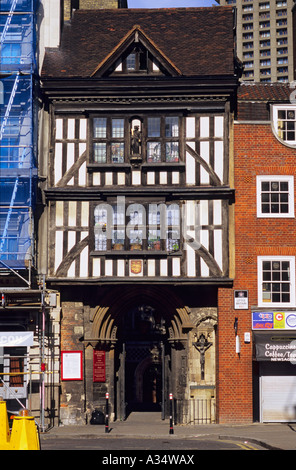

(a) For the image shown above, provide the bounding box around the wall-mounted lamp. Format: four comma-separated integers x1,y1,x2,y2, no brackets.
236,335,240,355
234,317,240,356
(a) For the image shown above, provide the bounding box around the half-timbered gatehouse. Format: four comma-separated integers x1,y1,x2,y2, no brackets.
40,7,240,424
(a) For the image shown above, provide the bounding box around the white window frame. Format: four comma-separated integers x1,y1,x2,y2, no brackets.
256,175,294,218
257,255,296,307
272,105,296,146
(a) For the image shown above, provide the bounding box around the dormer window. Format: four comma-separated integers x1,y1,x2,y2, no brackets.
278,109,296,141
114,45,161,75
272,105,296,145
126,52,136,71
90,25,182,79
125,47,148,72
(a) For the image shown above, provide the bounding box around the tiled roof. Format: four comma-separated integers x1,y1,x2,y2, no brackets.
238,82,293,102
41,7,236,78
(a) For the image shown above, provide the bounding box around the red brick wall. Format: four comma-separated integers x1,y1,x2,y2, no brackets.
61,302,84,351
217,122,296,423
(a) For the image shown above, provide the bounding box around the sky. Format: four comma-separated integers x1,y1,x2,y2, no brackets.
128,0,218,8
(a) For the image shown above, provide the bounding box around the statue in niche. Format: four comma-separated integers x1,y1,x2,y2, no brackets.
131,124,142,156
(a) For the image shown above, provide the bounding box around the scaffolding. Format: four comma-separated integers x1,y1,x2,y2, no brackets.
0,0,37,282
0,1,59,432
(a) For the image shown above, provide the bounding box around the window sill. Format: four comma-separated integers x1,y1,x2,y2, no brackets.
252,305,296,310
87,162,186,171
257,214,295,218
257,303,296,309
90,250,182,257
141,162,185,169
88,163,131,171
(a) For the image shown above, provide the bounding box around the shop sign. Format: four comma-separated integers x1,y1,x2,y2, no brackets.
252,312,273,329
252,311,296,330
0,331,33,347
254,332,296,362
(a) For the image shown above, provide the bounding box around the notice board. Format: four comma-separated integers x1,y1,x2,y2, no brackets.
93,350,106,383
61,351,83,381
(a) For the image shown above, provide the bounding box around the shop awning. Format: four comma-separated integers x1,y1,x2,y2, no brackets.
0,331,34,347
253,331,296,362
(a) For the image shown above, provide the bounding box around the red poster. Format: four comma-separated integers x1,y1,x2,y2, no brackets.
93,350,106,383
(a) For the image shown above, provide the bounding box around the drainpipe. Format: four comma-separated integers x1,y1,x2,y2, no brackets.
40,275,46,432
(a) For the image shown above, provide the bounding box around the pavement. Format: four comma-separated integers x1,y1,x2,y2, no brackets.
40,411,296,450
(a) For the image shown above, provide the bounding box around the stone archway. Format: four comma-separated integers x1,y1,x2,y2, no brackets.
83,286,195,420
87,286,194,345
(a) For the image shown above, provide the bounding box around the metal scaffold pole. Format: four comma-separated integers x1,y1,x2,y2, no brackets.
40,275,46,433
0,0,18,46
0,0,36,276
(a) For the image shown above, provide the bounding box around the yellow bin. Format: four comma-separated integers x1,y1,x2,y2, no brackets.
10,416,40,450
0,401,10,450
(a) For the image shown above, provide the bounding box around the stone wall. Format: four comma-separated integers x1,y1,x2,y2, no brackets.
64,0,121,21
60,302,85,425
80,0,118,8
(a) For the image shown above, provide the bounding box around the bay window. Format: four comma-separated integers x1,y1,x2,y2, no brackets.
94,202,181,252
92,115,180,164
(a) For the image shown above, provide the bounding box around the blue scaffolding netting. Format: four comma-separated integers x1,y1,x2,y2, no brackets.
0,0,37,270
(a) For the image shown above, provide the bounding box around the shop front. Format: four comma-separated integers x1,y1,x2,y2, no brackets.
0,331,34,405
0,288,61,428
253,311,296,422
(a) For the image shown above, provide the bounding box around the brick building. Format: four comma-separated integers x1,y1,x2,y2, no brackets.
218,82,296,423
217,0,295,83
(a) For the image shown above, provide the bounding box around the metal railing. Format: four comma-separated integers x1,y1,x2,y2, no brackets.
174,398,215,425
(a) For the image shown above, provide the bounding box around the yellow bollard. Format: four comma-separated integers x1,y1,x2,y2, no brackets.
10,415,40,450
0,401,10,450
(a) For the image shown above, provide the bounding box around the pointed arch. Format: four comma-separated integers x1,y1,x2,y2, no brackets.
87,286,194,344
